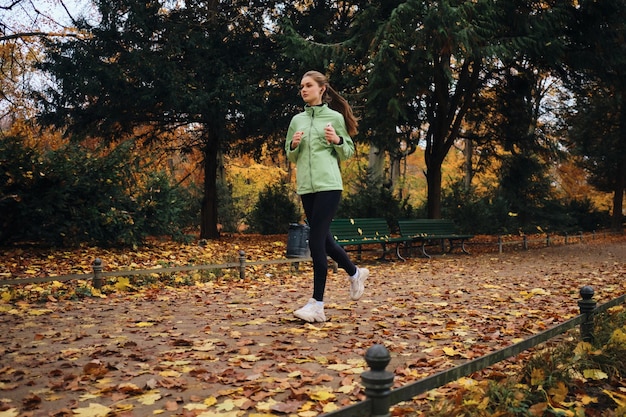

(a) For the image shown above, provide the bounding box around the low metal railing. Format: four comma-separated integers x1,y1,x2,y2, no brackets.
323,286,625,417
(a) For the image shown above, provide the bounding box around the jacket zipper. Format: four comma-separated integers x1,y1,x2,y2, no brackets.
308,108,316,193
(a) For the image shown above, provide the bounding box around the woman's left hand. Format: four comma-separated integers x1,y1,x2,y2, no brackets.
324,123,340,144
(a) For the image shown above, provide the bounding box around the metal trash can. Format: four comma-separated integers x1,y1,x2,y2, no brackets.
286,223,310,258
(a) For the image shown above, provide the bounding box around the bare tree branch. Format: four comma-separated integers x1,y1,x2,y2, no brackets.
0,31,80,42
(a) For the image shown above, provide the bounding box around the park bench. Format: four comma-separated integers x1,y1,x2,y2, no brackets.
330,218,409,261
397,219,474,258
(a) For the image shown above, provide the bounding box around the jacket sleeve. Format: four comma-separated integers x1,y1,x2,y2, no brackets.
332,118,355,161
285,121,300,163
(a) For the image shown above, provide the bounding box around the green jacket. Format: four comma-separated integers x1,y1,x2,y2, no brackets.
285,104,355,195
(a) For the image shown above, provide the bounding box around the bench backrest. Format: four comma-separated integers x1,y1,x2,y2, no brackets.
397,219,458,237
331,218,392,241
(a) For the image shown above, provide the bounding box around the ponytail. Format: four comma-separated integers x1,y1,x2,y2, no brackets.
325,85,359,137
303,70,359,137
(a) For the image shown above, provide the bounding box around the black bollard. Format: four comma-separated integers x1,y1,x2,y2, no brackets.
578,286,597,343
238,250,246,280
92,258,103,289
361,344,395,417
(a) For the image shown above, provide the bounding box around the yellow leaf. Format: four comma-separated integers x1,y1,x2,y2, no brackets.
114,277,134,291
322,402,339,412
79,393,101,401
29,309,53,316
1,291,12,303
530,368,545,386
583,369,608,380
310,390,335,401
327,364,352,371
548,381,568,404
609,328,626,347
184,403,208,410
254,398,278,412
135,321,154,327
442,347,458,356
72,403,112,417
603,389,626,407
199,398,215,408
113,403,134,412
0,409,19,417
573,341,593,356
159,370,181,377
216,399,236,411
580,394,597,405
137,391,162,405
337,383,357,394
530,288,550,296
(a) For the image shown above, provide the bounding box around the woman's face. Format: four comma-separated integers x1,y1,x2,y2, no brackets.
300,76,325,106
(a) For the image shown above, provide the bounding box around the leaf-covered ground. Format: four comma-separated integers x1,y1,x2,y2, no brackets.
0,234,625,416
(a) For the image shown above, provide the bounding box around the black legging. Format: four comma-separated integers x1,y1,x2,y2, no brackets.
300,191,358,301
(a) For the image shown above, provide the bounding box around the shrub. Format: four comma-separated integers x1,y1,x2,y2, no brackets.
247,183,301,234
338,168,415,230
0,135,199,246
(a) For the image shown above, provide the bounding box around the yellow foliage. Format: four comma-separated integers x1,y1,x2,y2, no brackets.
137,391,162,405
548,381,568,405
608,327,626,348
530,368,545,386
310,389,335,401
114,277,134,291
603,389,626,407
583,369,608,380
72,403,112,417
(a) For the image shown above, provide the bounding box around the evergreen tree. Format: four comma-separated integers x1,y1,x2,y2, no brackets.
346,0,567,219
36,0,280,239
560,0,626,230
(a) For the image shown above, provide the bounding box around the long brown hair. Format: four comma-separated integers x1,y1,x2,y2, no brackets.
303,70,359,137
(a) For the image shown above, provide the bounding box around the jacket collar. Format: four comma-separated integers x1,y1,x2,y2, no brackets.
304,103,329,116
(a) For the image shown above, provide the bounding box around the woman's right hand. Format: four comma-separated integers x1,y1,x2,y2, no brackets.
291,131,304,149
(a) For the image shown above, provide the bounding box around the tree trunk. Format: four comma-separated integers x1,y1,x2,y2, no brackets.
200,130,220,239
464,138,473,191
426,162,443,219
611,91,626,231
368,145,385,185
611,176,624,231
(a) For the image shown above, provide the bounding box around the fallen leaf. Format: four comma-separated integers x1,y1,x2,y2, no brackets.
72,403,112,417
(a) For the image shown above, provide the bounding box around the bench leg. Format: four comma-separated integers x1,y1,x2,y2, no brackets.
395,242,406,261
420,241,432,259
378,243,393,261
448,239,471,255
460,239,470,255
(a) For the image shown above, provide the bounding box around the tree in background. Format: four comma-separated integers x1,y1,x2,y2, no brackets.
560,0,626,231
341,0,567,219
36,0,280,240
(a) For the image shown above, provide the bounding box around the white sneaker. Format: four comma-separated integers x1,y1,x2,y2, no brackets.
294,298,326,323
349,268,369,300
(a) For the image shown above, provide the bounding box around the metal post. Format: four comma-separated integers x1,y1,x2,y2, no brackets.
578,286,596,343
564,232,569,245
92,258,103,289
546,234,550,247
238,250,246,280
523,235,528,250
361,344,394,417
498,236,503,254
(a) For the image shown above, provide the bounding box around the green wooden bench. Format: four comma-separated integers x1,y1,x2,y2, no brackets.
397,219,474,258
331,218,409,261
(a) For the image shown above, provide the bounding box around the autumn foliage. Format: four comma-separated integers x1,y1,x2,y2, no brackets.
0,233,624,416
